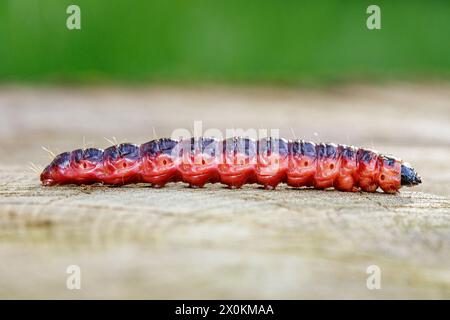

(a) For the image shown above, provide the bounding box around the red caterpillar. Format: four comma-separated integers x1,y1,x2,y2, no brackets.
40,137,421,193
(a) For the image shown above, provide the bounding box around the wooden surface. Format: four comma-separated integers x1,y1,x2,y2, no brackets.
0,84,449,299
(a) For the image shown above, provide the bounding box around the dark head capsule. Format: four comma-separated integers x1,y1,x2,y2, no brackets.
401,163,422,186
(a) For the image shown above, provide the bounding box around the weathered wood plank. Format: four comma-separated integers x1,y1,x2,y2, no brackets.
0,85,449,298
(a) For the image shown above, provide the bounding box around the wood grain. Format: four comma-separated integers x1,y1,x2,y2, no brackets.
0,84,449,298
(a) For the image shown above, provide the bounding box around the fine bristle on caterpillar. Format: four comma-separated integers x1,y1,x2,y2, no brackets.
40,137,421,193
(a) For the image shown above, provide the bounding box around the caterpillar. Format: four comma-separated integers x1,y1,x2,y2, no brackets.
40,137,421,193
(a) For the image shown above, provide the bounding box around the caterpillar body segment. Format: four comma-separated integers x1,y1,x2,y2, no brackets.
140,138,181,187
40,137,421,193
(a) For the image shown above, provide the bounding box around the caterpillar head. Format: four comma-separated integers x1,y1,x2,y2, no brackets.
401,163,422,186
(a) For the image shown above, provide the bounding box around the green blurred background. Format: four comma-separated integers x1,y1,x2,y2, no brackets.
0,0,449,84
